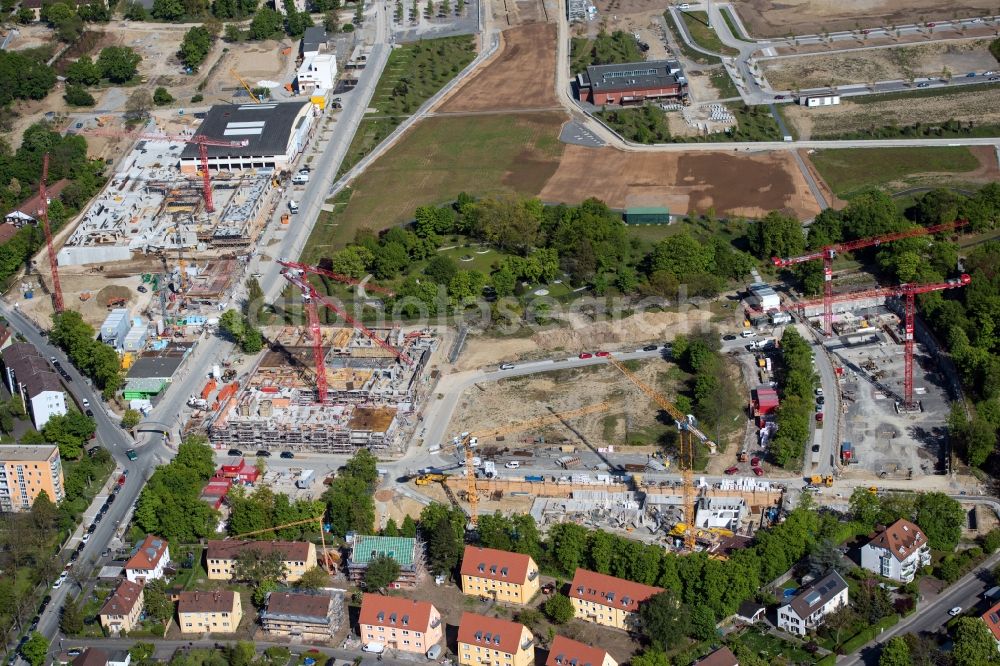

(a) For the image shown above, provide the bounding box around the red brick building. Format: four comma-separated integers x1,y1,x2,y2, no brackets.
577,60,687,106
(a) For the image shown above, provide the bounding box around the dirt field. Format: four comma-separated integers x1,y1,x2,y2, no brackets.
539,145,822,219
437,23,558,111
492,0,554,27
763,38,998,90
456,309,715,371
782,86,1000,139
732,0,997,39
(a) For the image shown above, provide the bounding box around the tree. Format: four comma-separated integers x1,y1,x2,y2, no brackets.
66,56,101,85
179,26,214,70
126,88,153,120
60,598,84,635
227,642,256,666
152,0,185,18
364,555,401,592
234,548,288,585
425,508,463,574
121,408,141,430
400,514,417,537
542,593,574,624
297,566,331,590
689,605,717,640
425,255,458,285
63,85,95,107
253,578,278,608
124,0,149,18
323,476,375,537
629,649,669,666
639,591,690,650
248,7,283,39
746,210,805,261
915,492,964,550
97,46,142,83
331,246,373,279
21,633,48,666
953,616,1000,665
143,579,174,624
153,87,174,106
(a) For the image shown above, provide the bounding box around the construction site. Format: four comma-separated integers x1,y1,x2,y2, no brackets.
201,324,438,453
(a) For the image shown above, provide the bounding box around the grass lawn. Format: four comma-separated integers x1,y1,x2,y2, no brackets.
336,35,476,178
303,112,565,262
678,11,740,56
733,626,814,662
599,103,780,143
666,14,721,66
719,5,743,39
709,68,740,99
808,147,981,198
570,32,645,76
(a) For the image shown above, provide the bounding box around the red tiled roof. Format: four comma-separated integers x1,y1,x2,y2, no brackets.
99,579,143,617
546,635,612,666
867,519,926,562
695,647,738,666
73,648,108,666
460,546,534,585
4,179,69,218
568,568,663,613
457,612,528,655
178,590,238,614
358,593,435,631
206,539,312,561
0,224,17,245
983,600,1000,642
125,535,168,572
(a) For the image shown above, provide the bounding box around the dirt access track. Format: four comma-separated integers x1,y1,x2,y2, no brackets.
437,22,559,111
732,0,997,38
539,146,822,219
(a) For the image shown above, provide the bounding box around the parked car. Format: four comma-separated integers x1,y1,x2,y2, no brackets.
751,466,764,476
949,606,962,616
578,352,593,359
137,285,147,293
85,409,94,417
642,344,658,351
812,444,821,453
750,457,760,466
280,451,295,459
256,450,271,457
499,363,515,370
595,351,610,357
87,523,96,534
126,449,137,461
966,72,978,77
816,396,825,405
52,578,64,590
815,387,823,396
724,466,739,475
917,82,931,87
82,399,90,408
504,461,520,469
228,448,243,457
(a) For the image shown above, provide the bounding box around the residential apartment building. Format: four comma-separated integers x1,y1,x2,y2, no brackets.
259,590,344,640
981,599,1000,647
177,590,243,634
1,343,67,430
457,612,534,666
358,593,442,655
567,568,663,631
546,636,617,666
124,535,170,584
694,647,738,666
347,536,420,588
460,546,540,605
0,444,65,512
777,571,849,637
205,540,316,582
99,579,144,636
860,519,932,583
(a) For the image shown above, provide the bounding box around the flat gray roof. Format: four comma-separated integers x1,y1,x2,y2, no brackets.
180,102,311,161
583,60,684,94
0,444,58,461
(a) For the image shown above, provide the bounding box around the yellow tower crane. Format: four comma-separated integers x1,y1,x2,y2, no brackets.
227,514,335,572
230,68,261,103
457,401,613,527
605,357,717,552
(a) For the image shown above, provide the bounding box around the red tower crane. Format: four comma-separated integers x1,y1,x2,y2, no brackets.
277,259,395,296
37,154,64,314
280,268,414,404
771,220,969,335
791,274,971,407
85,129,249,213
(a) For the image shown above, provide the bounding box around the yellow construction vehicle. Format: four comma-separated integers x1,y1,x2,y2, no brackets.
809,474,823,485
823,475,834,487
230,68,261,103
415,473,450,486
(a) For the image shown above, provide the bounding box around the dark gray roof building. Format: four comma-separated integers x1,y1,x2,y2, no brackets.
301,26,328,55
126,355,185,380
580,60,685,95
179,102,315,173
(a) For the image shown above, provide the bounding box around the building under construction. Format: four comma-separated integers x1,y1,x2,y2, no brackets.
206,326,437,452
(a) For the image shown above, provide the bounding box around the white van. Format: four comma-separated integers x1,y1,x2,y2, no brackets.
363,644,385,655
288,201,299,214
426,645,442,661
740,330,756,339
292,172,309,184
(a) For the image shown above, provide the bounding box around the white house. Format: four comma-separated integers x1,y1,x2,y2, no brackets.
124,535,170,584
860,519,931,583
297,53,336,94
1,343,67,430
777,571,848,637
747,283,780,311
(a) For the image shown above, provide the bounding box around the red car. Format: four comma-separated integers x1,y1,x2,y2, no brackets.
724,466,739,475
752,466,764,476
579,353,593,359
596,351,610,357
117,474,126,486
750,457,760,466
816,412,824,423
927,22,935,27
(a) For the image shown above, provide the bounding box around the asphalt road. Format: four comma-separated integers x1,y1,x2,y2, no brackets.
0,302,166,662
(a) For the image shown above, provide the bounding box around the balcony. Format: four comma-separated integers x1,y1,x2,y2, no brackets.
430,618,441,629
521,638,534,651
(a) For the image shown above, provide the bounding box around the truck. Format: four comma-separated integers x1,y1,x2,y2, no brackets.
840,441,855,464
415,473,449,486
524,475,544,482
296,469,315,488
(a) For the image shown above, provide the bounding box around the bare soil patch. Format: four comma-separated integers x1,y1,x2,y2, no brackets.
438,23,558,111
763,38,998,90
781,86,1000,139
539,146,821,219
493,0,552,27
732,0,997,39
